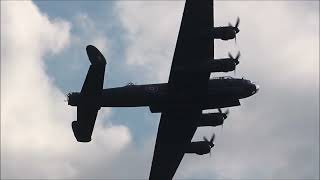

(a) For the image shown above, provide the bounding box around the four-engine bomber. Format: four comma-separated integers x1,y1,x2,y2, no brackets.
68,1,259,179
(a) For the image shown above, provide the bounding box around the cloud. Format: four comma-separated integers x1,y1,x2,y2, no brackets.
115,1,185,82
1,1,130,179
73,13,108,54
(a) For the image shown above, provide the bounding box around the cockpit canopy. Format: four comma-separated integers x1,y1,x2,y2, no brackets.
210,76,252,84
125,82,135,87
210,76,234,80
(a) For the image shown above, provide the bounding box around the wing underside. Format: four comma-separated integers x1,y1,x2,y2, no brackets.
149,109,202,179
149,0,213,179
168,0,213,91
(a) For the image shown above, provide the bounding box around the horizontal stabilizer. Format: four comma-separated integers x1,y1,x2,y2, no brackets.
71,45,107,142
72,106,99,142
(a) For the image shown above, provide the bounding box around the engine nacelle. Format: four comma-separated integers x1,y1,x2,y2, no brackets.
67,92,81,106
198,113,225,127
206,59,236,73
185,141,213,155
212,27,237,40
67,92,101,110
173,59,236,74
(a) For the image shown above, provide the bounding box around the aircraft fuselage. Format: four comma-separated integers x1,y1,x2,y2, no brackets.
68,77,258,113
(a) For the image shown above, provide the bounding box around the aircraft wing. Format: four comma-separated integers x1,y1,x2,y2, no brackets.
149,0,213,179
168,0,213,91
149,109,202,180
72,105,99,142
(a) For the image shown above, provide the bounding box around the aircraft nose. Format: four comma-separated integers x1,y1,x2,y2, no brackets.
255,84,260,93
251,83,259,95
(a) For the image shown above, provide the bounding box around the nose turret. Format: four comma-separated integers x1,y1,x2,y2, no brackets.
255,84,259,94
248,82,259,96
239,80,259,99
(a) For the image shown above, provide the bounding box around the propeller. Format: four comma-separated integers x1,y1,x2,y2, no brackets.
203,132,215,148
64,94,68,102
228,17,240,43
218,108,229,120
228,51,240,65
234,16,240,33
65,93,72,102
218,108,230,129
228,51,240,76
203,132,215,156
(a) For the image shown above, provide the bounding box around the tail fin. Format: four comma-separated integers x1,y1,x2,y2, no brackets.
71,45,106,142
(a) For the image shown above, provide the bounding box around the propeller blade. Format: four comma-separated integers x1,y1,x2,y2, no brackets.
210,133,215,143
228,52,233,59
228,22,233,27
225,109,230,116
218,108,222,114
228,52,240,65
235,17,240,28
64,93,69,102
221,109,230,131
235,51,241,65
236,51,241,61
235,17,240,34
233,52,240,65
223,109,229,119
203,136,209,142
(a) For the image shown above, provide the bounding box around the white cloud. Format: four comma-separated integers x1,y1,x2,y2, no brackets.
1,1,130,179
115,1,185,82
73,13,108,55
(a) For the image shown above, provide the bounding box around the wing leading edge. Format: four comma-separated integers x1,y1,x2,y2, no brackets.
149,0,213,179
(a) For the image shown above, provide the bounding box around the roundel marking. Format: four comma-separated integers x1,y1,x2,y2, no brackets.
145,85,158,93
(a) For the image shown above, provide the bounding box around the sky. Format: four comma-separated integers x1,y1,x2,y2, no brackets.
1,0,319,179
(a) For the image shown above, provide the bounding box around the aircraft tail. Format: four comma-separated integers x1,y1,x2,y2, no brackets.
68,45,106,142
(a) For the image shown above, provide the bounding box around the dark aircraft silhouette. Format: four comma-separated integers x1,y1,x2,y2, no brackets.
67,0,258,179
186,132,216,156
213,16,240,43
